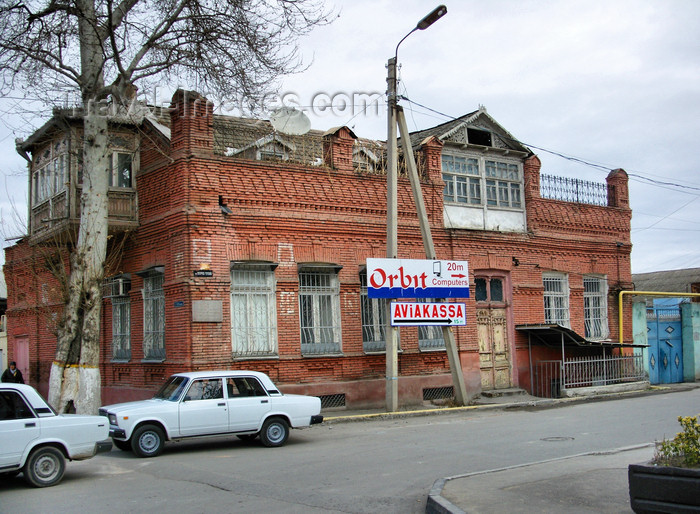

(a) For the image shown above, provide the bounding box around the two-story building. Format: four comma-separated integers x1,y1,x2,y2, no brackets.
4,90,636,409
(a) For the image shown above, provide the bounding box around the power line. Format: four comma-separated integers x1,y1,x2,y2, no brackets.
400,96,700,195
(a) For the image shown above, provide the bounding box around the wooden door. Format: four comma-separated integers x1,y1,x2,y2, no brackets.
477,308,511,389
14,337,29,383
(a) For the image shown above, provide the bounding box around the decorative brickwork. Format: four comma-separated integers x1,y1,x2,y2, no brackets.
3,90,633,409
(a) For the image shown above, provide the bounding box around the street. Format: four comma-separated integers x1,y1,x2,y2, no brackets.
2,389,698,513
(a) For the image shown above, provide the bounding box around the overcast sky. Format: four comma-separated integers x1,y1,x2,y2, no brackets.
1,0,699,275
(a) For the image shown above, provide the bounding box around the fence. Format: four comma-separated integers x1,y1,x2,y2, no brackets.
540,174,609,206
533,354,647,398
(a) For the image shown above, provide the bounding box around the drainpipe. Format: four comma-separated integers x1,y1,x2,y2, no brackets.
618,291,700,345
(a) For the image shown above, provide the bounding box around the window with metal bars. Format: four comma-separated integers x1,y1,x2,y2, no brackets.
360,270,387,352
543,273,570,328
230,263,278,357
584,276,608,339
143,269,165,360
299,268,341,355
112,295,131,361
417,299,445,350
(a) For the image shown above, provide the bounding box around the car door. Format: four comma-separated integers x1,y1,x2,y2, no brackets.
0,389,41,468
177,378,229,437
225,377,272,432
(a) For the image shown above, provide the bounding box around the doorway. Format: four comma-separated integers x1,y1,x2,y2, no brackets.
475,273,512,390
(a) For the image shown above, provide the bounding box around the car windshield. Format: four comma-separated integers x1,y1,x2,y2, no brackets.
153,376,189,401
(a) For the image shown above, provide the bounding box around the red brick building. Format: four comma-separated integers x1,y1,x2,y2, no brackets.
4,90,633,409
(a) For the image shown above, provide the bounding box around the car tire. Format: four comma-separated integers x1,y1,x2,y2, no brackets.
260,417,289,447
131,425,165,458
113,439,132,452
24,446,66,487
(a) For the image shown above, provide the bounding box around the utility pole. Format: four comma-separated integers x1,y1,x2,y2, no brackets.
384,5,452,412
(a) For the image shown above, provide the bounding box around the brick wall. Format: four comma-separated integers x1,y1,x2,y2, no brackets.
4,90,633,409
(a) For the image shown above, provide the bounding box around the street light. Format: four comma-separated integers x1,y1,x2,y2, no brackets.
385,5,447,413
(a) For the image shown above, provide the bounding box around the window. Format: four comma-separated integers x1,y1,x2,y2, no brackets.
0,390,35,420
106,276,131,360
442,155,481,205
360,270,387,352
109,152,133,188
475,277,504,303
442,154,522,209
226,377,268,398
230,263,278,357
185,379,224,401
418,299,445,350
299,267,341,355
584,276,609,339
32,143,67,205
143,268,165,360
543,273,570,327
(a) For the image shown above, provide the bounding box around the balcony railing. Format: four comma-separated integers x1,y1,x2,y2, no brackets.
540,174,609,206
30,187,137,242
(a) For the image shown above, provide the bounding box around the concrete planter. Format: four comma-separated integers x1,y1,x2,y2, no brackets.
628,463,700,513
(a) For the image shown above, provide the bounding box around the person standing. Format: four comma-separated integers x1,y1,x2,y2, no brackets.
1,361,24,383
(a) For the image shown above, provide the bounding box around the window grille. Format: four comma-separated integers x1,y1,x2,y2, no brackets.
360,271,387,352
299,269,341,355
112,296,131,360
231,264,277,357
543,273,570,327
418,299,445,350
143,270,165,360
319,393,346,409
584,276,609,339
423,386,454,402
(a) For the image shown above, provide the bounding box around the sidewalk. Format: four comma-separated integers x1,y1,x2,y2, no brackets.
322,382,700,514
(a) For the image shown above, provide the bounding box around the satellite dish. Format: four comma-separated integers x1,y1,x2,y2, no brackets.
269,107,311,135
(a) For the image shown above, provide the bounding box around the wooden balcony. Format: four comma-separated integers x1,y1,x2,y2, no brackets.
29,188,138,244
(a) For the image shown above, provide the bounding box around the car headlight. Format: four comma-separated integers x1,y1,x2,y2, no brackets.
108,413,118,426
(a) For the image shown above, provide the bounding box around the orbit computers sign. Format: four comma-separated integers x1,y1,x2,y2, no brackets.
366,258,470,299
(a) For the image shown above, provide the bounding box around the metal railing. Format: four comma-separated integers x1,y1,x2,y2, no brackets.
533,354,647,398
540,174,609,206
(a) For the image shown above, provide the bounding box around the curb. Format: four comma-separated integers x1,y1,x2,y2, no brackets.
424,444,656,514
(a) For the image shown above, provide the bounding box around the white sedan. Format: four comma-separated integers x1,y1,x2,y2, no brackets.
0,383,111,487
99,370,323,458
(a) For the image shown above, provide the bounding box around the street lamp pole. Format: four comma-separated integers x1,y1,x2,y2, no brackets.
385,5,448,413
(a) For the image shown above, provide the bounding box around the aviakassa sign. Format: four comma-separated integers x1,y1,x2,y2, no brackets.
366,258,470,299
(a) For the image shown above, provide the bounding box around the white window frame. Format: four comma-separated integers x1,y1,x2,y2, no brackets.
143,269,165,361
230,263,278,357
442,152,523,209
543,272,570,328
32,143,67,206
584,275,609,340
108,152,133,188
299,267,342,356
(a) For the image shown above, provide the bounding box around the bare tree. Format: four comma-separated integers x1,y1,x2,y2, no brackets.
0,0,331,414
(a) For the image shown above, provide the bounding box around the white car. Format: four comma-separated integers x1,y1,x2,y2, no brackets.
99,370,323,458
0,383,111,487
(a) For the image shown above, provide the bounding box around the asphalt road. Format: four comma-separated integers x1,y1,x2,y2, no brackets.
2,389,698,513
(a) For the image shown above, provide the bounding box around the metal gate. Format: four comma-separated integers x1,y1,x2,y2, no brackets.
647,307,683,384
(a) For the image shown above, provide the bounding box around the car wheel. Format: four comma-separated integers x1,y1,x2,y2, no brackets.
113,439,132,452
260,417,289,447
24,446,66,487
131,424,165,458
236,434,258,441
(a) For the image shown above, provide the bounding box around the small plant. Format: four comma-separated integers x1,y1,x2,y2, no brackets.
653,415,700,468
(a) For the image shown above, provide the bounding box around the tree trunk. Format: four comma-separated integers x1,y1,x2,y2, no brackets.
48,1,109,415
